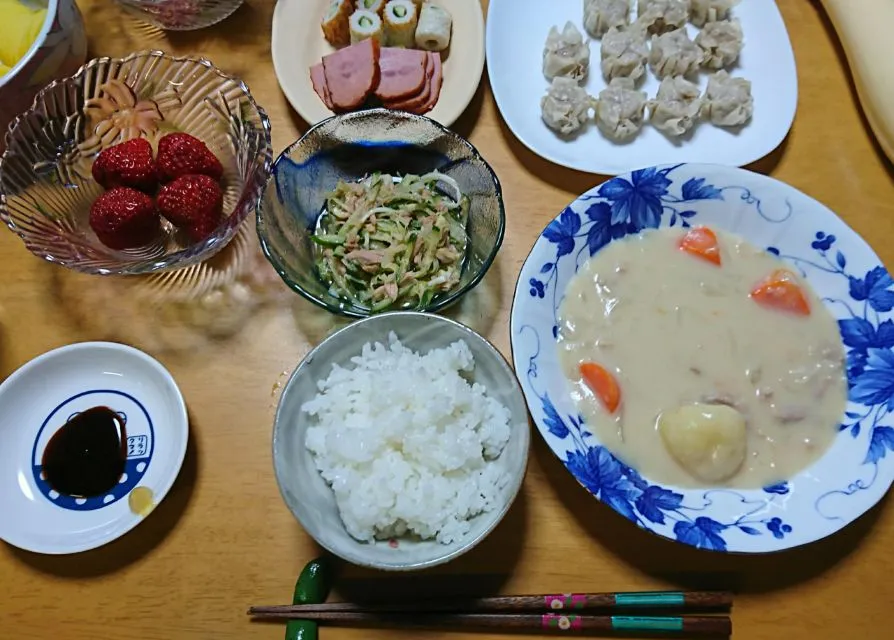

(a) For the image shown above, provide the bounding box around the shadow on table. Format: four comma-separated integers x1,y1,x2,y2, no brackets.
46,221,288,360
449,76,487,144
5,410,200,578
329,483,529,603
0,317,8,379
533,437,886,594
496,113,606,196
290,254,504,348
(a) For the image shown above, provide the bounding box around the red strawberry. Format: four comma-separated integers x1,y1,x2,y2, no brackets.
91,138,157,193
89,187,160,250
156,133,224,183
156,174,224,242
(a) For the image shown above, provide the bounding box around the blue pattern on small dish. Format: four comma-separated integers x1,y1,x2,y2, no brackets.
31,389,154,512
510,163,894,553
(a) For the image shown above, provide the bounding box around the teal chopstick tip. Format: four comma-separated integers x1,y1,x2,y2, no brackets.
614,592,686,608
611,616,686,632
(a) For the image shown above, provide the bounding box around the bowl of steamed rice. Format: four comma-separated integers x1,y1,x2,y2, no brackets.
272,311,530,570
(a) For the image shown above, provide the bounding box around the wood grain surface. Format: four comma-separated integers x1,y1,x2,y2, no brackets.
1,1,893,639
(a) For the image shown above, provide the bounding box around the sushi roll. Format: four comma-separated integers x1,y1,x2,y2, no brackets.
355,0,386,15
415,1,452,52
321,0,353,47
384,0,418,48
350,9,385,44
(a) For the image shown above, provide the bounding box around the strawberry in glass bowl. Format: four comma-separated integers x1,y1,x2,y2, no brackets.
0,50,271,275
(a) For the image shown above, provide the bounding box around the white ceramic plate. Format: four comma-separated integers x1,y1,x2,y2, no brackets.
511,164,894,552
0,342,188,554
487,0,797,175
272,0,485,127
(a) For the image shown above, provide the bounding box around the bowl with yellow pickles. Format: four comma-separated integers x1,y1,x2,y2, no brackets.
0,0,87,151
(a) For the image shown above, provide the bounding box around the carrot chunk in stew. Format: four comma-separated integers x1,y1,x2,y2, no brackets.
678,226,721,266
580,362,622,414
750,269,811,316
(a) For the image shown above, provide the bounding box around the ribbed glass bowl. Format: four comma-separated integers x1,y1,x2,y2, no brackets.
0,50,271,275
256,109,505,318
116,0,244,31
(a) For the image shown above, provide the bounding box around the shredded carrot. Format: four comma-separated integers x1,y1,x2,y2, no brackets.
750,269,811,316
579,362,621,414
678,226,721,266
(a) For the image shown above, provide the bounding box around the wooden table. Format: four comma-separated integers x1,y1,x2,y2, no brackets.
2,1,893,638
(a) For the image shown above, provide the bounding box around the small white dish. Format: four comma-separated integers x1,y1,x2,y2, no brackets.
486,0,797,175
271,0,485,127
0,342,188,555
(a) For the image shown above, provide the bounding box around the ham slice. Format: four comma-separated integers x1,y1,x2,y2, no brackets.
374,48,429,102
420,53,444,113
310,63,334,110
386,52,443,115
322,38,381,111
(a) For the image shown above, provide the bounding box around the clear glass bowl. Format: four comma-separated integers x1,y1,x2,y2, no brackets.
0,50,272,275
256,109,506,318
115,0,244,31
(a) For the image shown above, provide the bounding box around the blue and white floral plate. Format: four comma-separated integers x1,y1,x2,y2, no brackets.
510,163,894,553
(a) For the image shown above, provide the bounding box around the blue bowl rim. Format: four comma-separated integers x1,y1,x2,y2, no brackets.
255,108,506,319
0,49,273,276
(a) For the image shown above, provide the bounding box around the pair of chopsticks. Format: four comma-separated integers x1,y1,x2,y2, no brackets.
249,590,733,637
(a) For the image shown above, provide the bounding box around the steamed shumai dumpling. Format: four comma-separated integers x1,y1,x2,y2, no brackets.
649,28,703,78
636,0,690,36
543,21,591,81
595,77,648,142
601,25,649,81
658,402,747,483
584,0,630,38
649,76,703,137
690,0,739,28
541,77,594,136
695,19,744,69
704,70,753,126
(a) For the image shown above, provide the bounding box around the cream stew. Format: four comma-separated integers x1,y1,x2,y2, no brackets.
557,227,847,488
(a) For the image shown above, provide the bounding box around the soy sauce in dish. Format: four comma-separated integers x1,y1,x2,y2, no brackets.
41,406,127,497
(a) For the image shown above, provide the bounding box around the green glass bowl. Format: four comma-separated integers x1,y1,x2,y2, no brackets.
256,109,505,318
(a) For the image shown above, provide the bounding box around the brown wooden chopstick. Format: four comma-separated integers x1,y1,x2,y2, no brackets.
249,590,733,615
248,611,732,637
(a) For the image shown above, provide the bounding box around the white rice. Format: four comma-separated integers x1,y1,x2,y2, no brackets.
302,332,512,545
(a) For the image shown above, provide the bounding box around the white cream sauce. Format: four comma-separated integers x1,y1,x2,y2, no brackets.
557,228,847,488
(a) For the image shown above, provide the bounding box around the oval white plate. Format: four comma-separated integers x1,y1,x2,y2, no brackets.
487,0,797,175
272,0,485,128
511,163,894,553
0,342,188,554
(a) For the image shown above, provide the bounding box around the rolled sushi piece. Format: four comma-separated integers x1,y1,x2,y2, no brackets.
350,9,385,44
321,0,353,47
384,0,418,48
356,0,386,15
415,1,452,52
